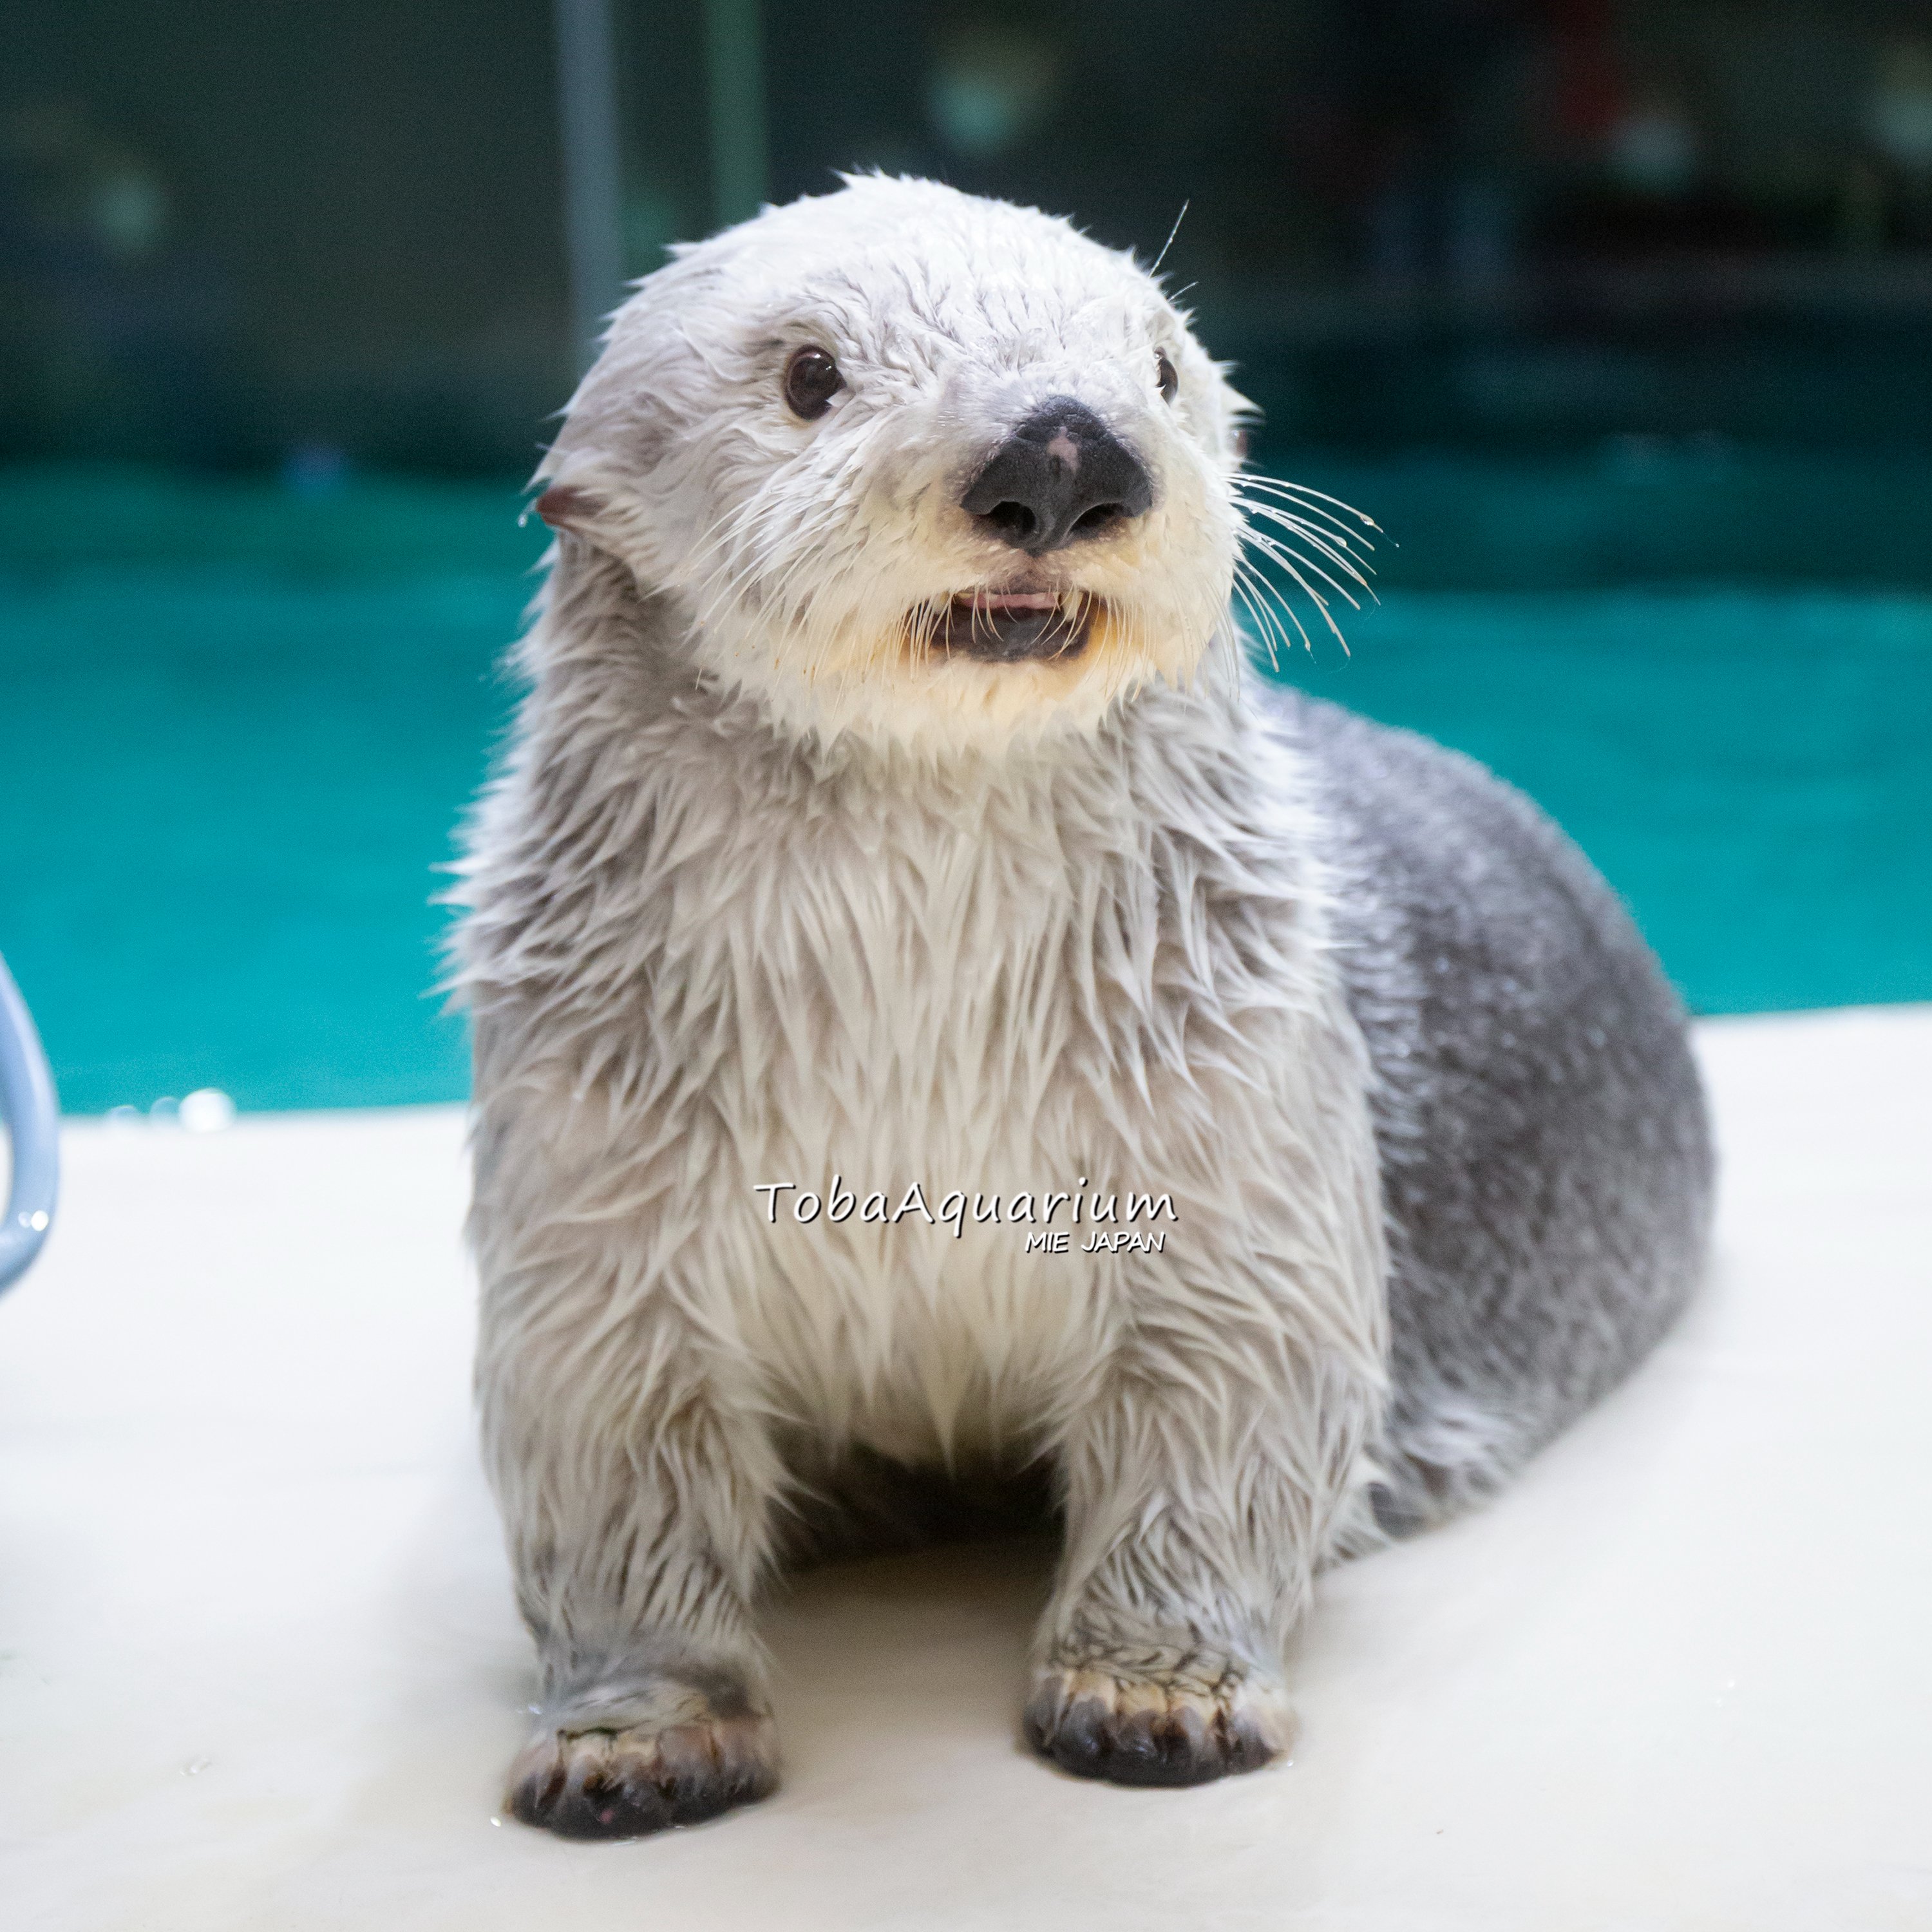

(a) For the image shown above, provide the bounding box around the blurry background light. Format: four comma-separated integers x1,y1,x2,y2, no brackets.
1605,93,1701,197
179,1088,238,1133
927,21,1061,160
1870,38,1932,174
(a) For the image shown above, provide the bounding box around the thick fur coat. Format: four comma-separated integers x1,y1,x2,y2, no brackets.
453,177,1711,1837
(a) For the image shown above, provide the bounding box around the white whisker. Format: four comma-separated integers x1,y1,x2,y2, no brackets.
1230,491,1378,574
1229,481,1383,537
1237,502,1376,594
1239,520,1368,611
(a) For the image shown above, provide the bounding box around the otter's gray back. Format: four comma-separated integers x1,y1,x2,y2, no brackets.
1274,690,1714,1534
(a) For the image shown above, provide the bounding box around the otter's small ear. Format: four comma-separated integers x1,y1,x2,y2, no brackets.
533,484,602,533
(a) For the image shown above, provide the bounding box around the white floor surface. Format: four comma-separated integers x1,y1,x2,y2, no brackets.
3,1007,1929,1931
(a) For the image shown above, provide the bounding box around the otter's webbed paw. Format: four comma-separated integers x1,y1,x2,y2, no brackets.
506,1682,778,1839
1023,1658,1293,1788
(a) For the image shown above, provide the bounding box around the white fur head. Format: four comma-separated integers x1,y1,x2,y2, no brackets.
535,175,1253,752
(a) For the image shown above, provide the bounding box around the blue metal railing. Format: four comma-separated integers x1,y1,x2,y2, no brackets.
0,951,59,1294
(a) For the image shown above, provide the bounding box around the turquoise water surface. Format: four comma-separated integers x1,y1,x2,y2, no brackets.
1,461,1927,1115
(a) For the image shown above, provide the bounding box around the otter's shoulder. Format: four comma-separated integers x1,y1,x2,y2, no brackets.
1253,681,1662,1003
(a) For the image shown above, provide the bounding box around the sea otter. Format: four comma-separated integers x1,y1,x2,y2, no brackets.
453,175,1710,1839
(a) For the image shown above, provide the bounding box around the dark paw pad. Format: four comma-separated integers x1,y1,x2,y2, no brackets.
1023,1666,1291,1788
506,1710,779,1840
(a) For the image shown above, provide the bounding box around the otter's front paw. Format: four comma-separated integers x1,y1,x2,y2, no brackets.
506,1704,778,1839
1023,1662,1292,1788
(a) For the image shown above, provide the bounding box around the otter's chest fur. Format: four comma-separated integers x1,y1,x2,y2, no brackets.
461,628,1377,1466
697,752,1164,1460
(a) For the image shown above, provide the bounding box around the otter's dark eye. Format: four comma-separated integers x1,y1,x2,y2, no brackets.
1156,350,1179,403
783,346,843,421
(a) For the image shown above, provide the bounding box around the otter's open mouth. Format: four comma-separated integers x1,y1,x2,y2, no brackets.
923,589,1095,665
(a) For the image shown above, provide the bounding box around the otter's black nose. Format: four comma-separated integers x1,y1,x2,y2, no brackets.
961,399,1153,554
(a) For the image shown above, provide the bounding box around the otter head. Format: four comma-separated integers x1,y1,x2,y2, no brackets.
533,175,1255,751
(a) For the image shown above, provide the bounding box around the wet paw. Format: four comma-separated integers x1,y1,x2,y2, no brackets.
506,1703,778,1840
1023,1662,1292,1788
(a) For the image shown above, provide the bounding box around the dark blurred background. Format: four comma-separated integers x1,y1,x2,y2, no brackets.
8,0,1932,469
3,1,1929,1113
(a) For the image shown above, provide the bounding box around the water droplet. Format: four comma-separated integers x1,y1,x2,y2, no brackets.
180,1088,237,1133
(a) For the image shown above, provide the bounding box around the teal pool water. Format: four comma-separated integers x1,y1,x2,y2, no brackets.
1,463,1927,1115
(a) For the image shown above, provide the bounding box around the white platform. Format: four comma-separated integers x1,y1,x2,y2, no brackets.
3,1008,1929,1931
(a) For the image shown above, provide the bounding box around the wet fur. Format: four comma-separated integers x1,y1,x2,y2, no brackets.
453,177,1711,1836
